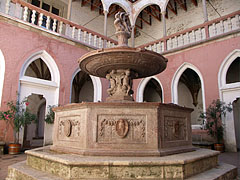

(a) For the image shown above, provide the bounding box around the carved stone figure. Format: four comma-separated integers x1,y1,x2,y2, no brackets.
114,12,131,34
106,73,116,96
116,119,129,138
122,69,132,95
114,12,132,46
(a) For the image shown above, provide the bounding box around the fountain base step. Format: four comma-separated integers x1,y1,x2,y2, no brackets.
6,146,237,180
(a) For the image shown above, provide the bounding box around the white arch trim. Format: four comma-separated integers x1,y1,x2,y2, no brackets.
20,50,60,86
0,50,5,107
70,69,102,102
136,76,164,102
18,50,60,146
218,49,240,152
171,62,206,111
101,0,169,26
218,49,240,91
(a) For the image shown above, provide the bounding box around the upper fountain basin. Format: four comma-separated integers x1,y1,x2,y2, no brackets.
78,46,168,79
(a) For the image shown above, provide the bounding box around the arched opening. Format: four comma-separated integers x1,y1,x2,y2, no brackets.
233,98,240,151
177,68,203,125
23,94,46,149
71,71,94,103
19,50,60,146
218,49,240,152
0,50,5,106
24,58,51,80
226,57,240,84
143,78,162,102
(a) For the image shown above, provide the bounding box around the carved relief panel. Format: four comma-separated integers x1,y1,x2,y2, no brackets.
97,114,146,143
58,116,81,141
163,116,187,142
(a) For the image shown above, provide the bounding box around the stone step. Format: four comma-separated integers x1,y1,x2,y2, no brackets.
6,161,63,180
187,163,238,180
7,161,238,180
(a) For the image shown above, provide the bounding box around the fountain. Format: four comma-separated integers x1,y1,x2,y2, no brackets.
7,12,237,180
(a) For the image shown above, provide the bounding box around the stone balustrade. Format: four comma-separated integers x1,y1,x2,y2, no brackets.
1,0,118,49
139,10,240,53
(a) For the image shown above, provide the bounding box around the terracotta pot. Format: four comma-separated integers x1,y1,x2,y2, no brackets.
8,143,21,154
214,143,224,152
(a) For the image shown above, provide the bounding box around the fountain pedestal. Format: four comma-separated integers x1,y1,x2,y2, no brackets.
50,102,194,156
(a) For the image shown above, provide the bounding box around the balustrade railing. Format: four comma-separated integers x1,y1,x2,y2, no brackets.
139,10,240,53
1,0,117,49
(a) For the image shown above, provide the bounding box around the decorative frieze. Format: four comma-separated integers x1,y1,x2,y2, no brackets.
164,116,187,142
97,115,146,143
58,116,81,141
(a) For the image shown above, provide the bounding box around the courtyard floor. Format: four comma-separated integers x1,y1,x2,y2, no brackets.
0,149,239,180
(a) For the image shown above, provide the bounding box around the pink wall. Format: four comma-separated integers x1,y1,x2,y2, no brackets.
0,20,91,142
133,35,240,106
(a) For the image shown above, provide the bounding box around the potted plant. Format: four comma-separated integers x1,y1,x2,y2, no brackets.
44,105,56,124
200,99,232,152
0,98,36,154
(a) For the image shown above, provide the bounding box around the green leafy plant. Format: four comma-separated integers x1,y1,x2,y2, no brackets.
199,99,232,144
45,105,56,124
0,98,36,144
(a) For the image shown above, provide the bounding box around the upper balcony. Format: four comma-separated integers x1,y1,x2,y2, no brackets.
0,0,240,54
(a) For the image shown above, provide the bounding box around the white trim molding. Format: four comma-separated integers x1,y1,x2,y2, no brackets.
171,62,206,111
18,50,60,146
0,50,5,107
70,68,102,102
218,49,240,152
136,76,164,102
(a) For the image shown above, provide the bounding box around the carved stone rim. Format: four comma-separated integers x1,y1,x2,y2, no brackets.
78,47,168,78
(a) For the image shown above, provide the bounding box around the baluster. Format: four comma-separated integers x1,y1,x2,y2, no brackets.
31,10,36,24
149,45,152,51
83,31,87,43
78,29,82,41
219,20,224,34
94,35,98,47
227,17,232,31
179,34,184,46
198,28,202,41
71,26,75,38
88,33,92,45
59,21,63,34
108,41,111,48
153,43,157,52
5,0,10,14
23,7,28,21
192,30,196,43
167,38,171,50
174,36,178,48
46,16,50,30
212,23,217,36
186,32,190,44
38,13,43,27
99,38,103,48
235,15,240,28
52,19,57,32
156,43,161,53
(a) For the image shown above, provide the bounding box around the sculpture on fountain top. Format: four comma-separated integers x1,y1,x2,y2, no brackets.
114,12,132,47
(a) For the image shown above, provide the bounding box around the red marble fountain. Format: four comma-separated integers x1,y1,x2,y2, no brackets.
6,12,237,180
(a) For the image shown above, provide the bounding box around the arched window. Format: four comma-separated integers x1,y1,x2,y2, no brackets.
71,71,94,103
143,78,162,102
0,50,5,106
25,58,51,81
226,57,240,84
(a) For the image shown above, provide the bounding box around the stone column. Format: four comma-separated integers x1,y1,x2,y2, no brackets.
202,0,208,22
162,11,167,37
131,25,135,47
67,0,72,20
103,10,108,48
